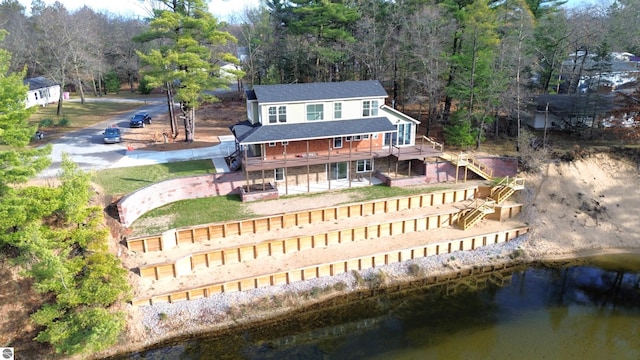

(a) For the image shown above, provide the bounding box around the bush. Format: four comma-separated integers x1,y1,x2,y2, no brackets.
351,270,365,287
407,263,421,276
517,128,548,172
365,271,387,289
56,118,71,127
39,118,54,128
333,281,347,291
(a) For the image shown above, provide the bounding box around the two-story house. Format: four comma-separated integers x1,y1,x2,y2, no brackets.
229,80,440,194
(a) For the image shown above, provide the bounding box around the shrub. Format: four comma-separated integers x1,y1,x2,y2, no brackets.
158,312,168,321
509,248,525,259
352,270,365,287
333,281,347,292
56,117,71,127
407,263,421,276
517,128,548,173
365,271,387,289
309,286,322,298
39,118,54,128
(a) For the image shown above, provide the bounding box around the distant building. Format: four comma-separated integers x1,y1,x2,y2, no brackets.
561,52,640,93
24,77,60,108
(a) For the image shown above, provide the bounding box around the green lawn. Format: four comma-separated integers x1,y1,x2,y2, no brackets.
126,183,454,235
92,160,215,195
337,183,449,202
31,100,144,126
135,194,252,234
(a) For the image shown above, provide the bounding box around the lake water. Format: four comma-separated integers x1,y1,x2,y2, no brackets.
123,254,640,359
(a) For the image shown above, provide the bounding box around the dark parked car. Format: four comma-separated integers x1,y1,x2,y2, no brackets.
130,112,151,128
103,127,122,144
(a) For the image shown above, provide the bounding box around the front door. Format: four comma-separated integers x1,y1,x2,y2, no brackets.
330,162,349,180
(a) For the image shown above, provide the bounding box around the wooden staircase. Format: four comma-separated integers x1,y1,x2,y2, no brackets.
459,199,496,230
490,176,525,204
443,152,493,180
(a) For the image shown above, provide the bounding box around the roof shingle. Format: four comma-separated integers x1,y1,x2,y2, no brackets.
231,117,396,145
252,80,388,103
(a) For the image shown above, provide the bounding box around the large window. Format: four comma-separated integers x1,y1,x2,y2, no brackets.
356,159,373,173
397,123,412,145
268,106,287,123
334,102,342,119
274,168,285,182
362,100,379,117
306,104,324,121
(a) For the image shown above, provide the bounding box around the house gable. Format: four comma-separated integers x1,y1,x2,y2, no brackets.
24,77,60,108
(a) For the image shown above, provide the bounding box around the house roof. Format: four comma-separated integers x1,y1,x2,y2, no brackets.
251,80,388,104
380,105,421,125
561,59,640,73
231,117,397,145
24,77,58,91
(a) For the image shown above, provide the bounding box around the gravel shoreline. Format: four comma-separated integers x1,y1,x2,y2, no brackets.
134,235,529,349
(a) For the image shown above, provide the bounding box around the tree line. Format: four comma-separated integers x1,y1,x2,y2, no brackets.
1,0,638,145
230,0,639,147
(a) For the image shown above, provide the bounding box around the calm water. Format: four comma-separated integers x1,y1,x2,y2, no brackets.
125,254,640,359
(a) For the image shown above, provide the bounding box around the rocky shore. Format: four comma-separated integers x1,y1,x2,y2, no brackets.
135,235,528,343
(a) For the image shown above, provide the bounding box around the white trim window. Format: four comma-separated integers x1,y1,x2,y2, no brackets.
333,137,343,149
274,168,285,182
356,159,373,173
306,104,324,121
362,100,379,117
268,106,287,123
334,102,342,119
268,142,276,147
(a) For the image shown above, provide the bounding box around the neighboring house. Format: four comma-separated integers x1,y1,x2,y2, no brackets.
526,94,616,130
561,53,640,93
24,77,60,108
229,80,436,194
219,63,242,82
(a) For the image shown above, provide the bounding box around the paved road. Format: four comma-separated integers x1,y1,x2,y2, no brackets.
38,97,235,178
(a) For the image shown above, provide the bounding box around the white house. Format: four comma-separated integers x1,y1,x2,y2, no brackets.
24,77,60,108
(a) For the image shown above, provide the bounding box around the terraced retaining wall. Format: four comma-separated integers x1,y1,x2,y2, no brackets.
132,226,529,306
127,187,477,253
138,209,463,280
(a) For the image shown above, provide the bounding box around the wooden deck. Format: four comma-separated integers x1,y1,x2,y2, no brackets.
242,137,444,172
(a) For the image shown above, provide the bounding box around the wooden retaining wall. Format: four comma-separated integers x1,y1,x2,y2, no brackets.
138,210,461,280
132,226,529,306
127,187,477,253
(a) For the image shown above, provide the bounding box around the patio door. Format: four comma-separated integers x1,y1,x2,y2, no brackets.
397,123,412,145
329,162,349,180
